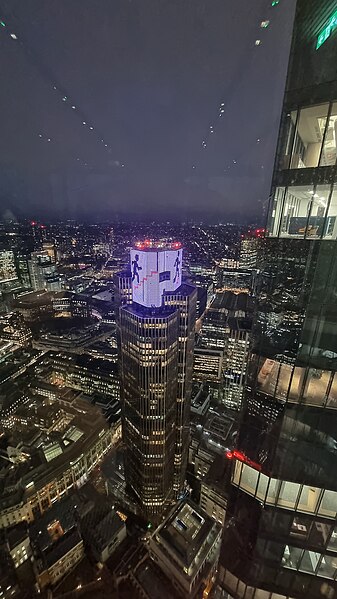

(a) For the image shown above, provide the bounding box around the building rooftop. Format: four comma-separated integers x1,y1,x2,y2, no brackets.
209,291,254,314
80,504,124,552
0,391,110,511
134,240,182,251
155,500,214,568
43,528,82,569
123,303,177,318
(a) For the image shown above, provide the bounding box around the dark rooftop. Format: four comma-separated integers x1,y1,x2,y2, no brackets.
157,500,214,568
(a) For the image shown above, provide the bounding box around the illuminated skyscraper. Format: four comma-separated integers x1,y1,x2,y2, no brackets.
119,241,196,520
219,2,337,598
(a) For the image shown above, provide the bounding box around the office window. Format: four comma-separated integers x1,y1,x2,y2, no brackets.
290,104,329,169
326,186,337,238
268,187,285,236
279,110,297,170
269,185,337,239
320,102,337,166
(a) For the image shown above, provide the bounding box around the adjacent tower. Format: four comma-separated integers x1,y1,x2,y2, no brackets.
119,241,196,521
220,2,337,598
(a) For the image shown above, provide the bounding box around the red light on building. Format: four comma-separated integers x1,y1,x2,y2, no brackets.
226,449,262,470
31,221,37,226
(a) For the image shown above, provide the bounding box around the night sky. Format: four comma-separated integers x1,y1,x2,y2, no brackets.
0,0,295,223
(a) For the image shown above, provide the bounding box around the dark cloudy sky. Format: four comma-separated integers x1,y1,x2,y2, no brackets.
0,0,296,223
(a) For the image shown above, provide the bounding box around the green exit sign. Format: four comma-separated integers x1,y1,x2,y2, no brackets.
316,9,337,49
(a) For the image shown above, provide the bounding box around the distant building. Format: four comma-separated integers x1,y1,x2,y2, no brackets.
223,317,251,410
28,250,62,291
149,500,221,598
0,250,17,285
80,504,126,563
48,351,120,400
239,229,264,270
193,347,224,383
15,253,31,288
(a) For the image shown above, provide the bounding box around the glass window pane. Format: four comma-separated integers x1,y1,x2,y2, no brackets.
328,373,337,408
232,459,242,486
280,187,313,238
279,110,297,170
325,186,337,238
265,478,279,505
291,104,329,169
317,555,337,579
328,525,337,552
298,485,321,514
256,473,269,502
268,187,285,237
304,368,331,407
282,544,302,569
277,481,301,509
289,366,306,403
306,184,332,239
320,102,337,166
239,463,259,495
318,490,337,518
299,550,321,574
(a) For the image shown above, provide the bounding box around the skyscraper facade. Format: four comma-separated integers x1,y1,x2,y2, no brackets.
220,2,337,598
119,241,196,520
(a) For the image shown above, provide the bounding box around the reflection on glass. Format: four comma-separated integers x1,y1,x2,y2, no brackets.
320,103,337,166
291,104,329,169
279,111,297,170
327,188,337,238
328,526,337,552
268,187,285,236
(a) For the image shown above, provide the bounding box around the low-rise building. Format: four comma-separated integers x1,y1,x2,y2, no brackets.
190,383,210,417
80,504,126,563
35,529,84,590
149,500,221,598
5,523,31,568
48,351,120,400
0,394,121,529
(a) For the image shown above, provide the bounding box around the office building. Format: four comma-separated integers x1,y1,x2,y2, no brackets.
0,250,17,284
149,500,221,599
223,317,251,410
28,250,62,291
15,253,31,288
239,228,264,270
220,2,337,598
193,347,224,383
119,241,196,521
